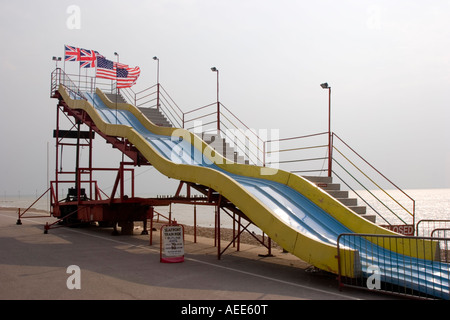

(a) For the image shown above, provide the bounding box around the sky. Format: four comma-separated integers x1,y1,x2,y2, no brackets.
1,0,450,198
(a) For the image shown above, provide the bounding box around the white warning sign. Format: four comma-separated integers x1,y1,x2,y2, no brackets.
160,224,185,263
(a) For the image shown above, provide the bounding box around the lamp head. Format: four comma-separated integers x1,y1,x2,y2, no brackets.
153,56,158,60
320,83,329,89
211,67,218,72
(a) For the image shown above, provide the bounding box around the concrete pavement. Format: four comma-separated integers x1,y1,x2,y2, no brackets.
0,209,395,301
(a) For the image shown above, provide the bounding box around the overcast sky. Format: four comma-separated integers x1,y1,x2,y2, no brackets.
1,0,449,198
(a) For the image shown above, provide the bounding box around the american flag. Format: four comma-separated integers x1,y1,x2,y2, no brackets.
96,56,140,88
96,56,116,79
79,49,98,68
64,45,80,61
116,66,141,88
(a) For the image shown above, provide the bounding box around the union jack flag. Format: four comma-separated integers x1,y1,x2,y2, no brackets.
64,45,80,61
79,49,98,68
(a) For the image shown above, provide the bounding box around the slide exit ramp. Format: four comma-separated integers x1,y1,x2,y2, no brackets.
56,84,449,299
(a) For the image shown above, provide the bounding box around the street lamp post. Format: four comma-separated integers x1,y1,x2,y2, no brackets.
153,56,160,110
52,56,61,69
320,82,332,177
211,67,220,133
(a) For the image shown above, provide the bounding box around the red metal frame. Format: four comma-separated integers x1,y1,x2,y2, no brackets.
49,82,271,259
48,87,155,228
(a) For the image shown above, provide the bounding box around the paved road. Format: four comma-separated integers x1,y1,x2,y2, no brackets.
0,209,396,303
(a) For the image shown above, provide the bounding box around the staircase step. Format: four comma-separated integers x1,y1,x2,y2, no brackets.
302,176,333,184
201,133,248,164
337,198,358,206
362,215,377,223
301,175,376,224
105,93,127,104
318,183,341,191
349,206,367,215
138,107,172,127
326,190,349,198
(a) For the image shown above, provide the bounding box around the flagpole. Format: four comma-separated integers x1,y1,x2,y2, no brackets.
63,45,66,72
78,59,81,89
94,60,97,92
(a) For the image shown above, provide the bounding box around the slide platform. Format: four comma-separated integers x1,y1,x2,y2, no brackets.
58,85,449,299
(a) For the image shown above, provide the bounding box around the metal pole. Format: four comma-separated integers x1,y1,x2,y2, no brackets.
75,122,81,198
211,67,220,133
89,128,93,200
194,204,197,243
328,87,332,177
153,57,160,110
321,83,332,177
149,207,154,245
216,70,220,133
55,106,60,202
217,205,221,260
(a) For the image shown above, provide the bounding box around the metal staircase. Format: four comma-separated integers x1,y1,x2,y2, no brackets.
105,92,127,104
303,176,376,223
138,107,173,127
201,133,249,165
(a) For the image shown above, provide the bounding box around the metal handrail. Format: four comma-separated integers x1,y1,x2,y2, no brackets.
333,146,413,217
333,133,415,208
266,131,328,144
267,144,328,154
265,132,329,171
220,103,265,145
160,84,184,116
332,133,415,227
182,101,266,165
51,68,87,100
332,161,406,225
263,127,415,228
219,112,264,165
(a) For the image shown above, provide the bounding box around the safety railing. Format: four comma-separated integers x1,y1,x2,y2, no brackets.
51,68,86,100
264,132,329,175
183,102,266,166
121,84,185,129
431,229,450,263
264,129,416,230
51,69,118,97
331,133,415,228
416,220,450,237
337,233,450,300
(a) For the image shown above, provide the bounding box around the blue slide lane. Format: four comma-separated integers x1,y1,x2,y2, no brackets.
85,92,450,299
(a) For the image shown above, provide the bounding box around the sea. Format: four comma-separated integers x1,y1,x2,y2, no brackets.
2,188,449,235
